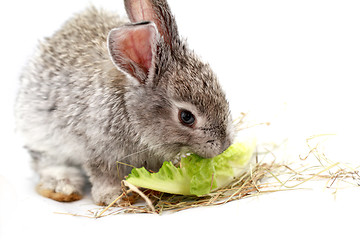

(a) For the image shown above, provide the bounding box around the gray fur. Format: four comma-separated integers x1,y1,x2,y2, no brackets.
15,1,234,205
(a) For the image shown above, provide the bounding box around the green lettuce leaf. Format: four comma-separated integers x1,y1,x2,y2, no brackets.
126,142,255,196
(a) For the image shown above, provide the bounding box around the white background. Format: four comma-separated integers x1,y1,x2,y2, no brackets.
1,0,360,239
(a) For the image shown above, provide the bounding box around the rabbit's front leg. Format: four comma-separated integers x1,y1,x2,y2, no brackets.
84,161,123,206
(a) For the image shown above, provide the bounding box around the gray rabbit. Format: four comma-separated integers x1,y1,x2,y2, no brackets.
15,0,234,205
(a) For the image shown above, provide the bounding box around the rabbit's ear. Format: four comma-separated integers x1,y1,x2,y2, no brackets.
108,22,159,84
124,0,179,50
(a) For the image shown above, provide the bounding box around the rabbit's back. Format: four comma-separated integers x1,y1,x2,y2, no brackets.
15,8,128,166
42,7,122,70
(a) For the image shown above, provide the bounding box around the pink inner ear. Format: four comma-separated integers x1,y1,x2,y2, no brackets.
109,23,158,82
113,25,155,74
120,28,153,70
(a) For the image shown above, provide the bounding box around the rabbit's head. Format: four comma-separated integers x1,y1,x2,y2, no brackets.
108,0,234,159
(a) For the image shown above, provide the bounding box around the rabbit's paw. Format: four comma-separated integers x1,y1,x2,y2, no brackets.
36,185,82,202
91,184,123,206
36,166,85,202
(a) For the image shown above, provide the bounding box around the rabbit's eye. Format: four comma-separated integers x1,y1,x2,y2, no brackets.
179,110,196,127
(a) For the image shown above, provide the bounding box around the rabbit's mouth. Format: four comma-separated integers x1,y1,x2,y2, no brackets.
183,138,232,159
